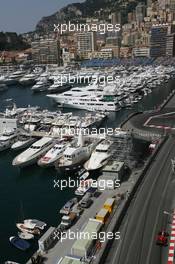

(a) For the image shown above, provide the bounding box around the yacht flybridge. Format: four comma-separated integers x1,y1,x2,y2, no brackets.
12,137,54,167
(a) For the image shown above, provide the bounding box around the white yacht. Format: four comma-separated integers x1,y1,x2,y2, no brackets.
31,77,51,92
23,116,41,132
23,219,47,230
75,178,93,196
0,130,18,152
37,140,68,167
48,80,71,94
84,140,112,171
55,134,100,171
7,70,26,85
64,115,81,128
12,137,54,167
47,82,120,112
11,136,37,151
81,112,107,129
19,73,38,86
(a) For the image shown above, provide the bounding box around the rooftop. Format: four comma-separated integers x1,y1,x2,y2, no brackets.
102,160,124,172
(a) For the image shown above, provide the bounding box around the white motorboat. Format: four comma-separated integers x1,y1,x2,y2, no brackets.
84,140,112,171
59,197,78,215
18,232,34,240
81,112,107,129
19,73,38,86
0,131,17,152
37,140,68,167
12,137,54,167
24,116,41,132
31,77,52,92
16,223,40,235
64,116,81,128
48,81,71,93
23,219,47,230
7,70,26,84
75,178,93,196
11,136,37,151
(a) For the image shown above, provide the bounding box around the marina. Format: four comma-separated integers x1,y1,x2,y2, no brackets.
0,63,175,263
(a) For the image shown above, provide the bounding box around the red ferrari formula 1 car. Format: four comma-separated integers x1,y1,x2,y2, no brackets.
156,230,169,246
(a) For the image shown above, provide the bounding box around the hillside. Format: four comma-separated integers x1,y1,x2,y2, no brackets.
0,32,30,51
36,0,145,32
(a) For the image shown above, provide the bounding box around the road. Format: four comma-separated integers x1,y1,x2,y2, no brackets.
103,136,175,264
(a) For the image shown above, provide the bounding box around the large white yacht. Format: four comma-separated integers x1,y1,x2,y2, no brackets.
0,130,18,152
47,82,120,112
84,140,112,171
12,137,54,167
37,140,69,167
55,134,101,171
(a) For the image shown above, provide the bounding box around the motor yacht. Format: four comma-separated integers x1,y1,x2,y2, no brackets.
64,115,81,128
55,134,101,171
75,178,93,196
11,136,37,151
81,112,107,129
23,219,46,230
12,137,54,167
47,80,71,94
37,140,69,167
47,82,120,112
16,223,40,235
0,130,18,152
7,70,26,85
18,232,34,240
31,77,52,92
19,73,38,86
84,140,112,171
23,116,41,132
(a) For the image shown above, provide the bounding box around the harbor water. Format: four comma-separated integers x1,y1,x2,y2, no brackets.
0,80,174,263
